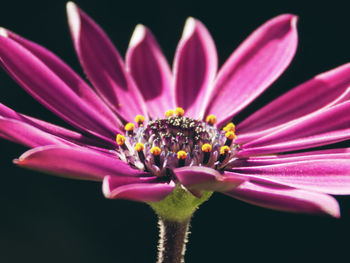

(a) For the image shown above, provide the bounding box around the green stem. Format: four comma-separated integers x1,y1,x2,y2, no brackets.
157,217,191,263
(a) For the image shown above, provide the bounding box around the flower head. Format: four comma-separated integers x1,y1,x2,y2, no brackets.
0,2,350,220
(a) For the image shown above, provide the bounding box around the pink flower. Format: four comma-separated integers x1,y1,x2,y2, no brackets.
0,2,349,220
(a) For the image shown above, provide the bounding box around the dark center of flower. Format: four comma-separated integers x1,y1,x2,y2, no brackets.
115,108,238,177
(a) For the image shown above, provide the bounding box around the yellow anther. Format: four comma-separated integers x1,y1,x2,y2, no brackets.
135,115,145,124
206,115,217,125
134,142,144,152
175,107,185,117
223,122,236,132
220,145,230,155
201,143,212,153
116,134,126,146
124,122,135,131
225,131,236,140
177,150,187,160
165,110,174,118
150,147,161,156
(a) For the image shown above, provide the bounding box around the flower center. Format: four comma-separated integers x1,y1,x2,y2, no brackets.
115,108,238,177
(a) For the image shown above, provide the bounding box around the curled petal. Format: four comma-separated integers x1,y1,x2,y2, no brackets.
174,17,218,118
66,2,147,122
205,14,298,126
174,166,245,192
103,176,175,202
15,145,147,181
126,25,174,118
224,181,340,218
239,101,350,156
237,63,350,143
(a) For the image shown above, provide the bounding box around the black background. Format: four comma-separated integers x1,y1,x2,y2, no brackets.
0,0,349,262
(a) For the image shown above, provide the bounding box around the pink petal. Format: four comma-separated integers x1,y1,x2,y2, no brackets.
224,181,340,218
15,145,147,181
103,176,175,202
173,17,218,119
66,2,147,122
235,148,350,166
239,101,350,156
2,28,123,130
0,117,68,148
231,159,350,195
236,63,350,143
205,14,298,126
126,25,174,118
0,102,112,148
0,35,118,141
174,166,245,192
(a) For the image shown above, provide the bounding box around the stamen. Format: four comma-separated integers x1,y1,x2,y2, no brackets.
135,142,145,152
223,122,235,132
124,122,135,137
116,134,128,151
165,110,174,118
150,146,161,156
201,143,212,164
225,131,236,146
205,115,217,126
177,150,187,167
175,107,185,117
135,142,146,163
116,134,126,146
220,145,230,155
150,146,162,167
219,145,230,162
135,115,145,126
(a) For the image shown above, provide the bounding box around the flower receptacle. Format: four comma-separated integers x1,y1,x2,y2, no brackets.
149,185,212,222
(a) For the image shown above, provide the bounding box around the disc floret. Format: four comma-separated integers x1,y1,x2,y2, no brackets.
115,109,238,178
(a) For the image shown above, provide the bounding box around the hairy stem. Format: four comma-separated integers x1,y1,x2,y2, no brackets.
157,217,191,263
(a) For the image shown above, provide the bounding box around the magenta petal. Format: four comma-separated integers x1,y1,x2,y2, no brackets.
231,159,350,195
0,117,67,148
174,166,245,191
0,35,118,141
205,14,298,126
0,102,112,149
126,25,174,118
224,181,340,218
66,2,147,122
173,18,218,119
235,148,350,166
103,176,175,202
239,101,350,156
237,63,350,143
15,145,147,181
2,28,123,130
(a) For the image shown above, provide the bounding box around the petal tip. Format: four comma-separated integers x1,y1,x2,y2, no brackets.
182,17,196,39
328,202,341,218
0,27,8,37
66,1,81,38
129,24,146,48
66,1,77,11
102,175,112,198
282,14,299,28
290,15,299,28
13,156,26,166
270,14,298,31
